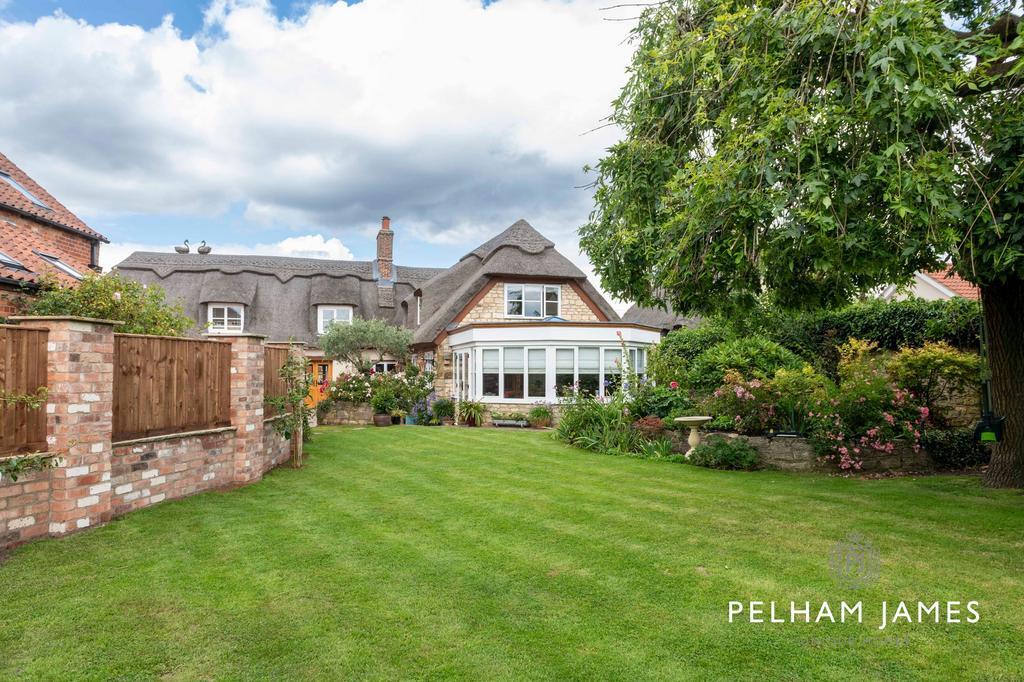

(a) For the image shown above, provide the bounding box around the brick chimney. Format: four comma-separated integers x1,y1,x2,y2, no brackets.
376,216,394,281
376,216,395,308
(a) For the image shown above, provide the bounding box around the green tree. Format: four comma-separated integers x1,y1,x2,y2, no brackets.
320,318,412,374
25,273,192,336
581,0,1023,487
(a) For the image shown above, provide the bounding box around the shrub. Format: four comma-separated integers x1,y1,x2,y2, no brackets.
921,429,991,469
647,321,733,385
431,398,455,421
628,380,692,419
320,318,412,374
635,438,678,460
886,342,982,426
632,415,665,440
555,390,643,455
457,400,484,427
527,404,553,428
370,385,398,415
688,436,760,470
687,336,803,394
25,272,192,336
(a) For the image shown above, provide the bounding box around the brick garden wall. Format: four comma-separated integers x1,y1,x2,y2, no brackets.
0,318,294,551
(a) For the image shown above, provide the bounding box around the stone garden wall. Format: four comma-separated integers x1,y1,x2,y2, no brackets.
319,401,373,425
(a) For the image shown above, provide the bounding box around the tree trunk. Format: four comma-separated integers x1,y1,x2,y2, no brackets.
981,277,1024,488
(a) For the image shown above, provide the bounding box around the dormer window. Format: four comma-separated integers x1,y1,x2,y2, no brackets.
505,284,559,318
318,305,353,334
208,303,244,333
416,294,421,326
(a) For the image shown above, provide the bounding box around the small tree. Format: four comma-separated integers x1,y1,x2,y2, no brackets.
25,273,192,336
264,346,314,468
320,318,412,374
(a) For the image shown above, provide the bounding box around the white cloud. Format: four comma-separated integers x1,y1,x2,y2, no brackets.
0,0,633,237
101,233,354,270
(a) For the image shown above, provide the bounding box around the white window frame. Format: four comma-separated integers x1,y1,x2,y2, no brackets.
504,283,561,319
207,303,244,333
317,305,353,335
462,343,651,403
373,361,398,374
416,295,422,326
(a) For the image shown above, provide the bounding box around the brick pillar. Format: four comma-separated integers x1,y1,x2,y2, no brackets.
12,316,117,535
220,334,266,483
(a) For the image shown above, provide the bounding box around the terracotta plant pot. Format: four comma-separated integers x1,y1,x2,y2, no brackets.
373,414,392,427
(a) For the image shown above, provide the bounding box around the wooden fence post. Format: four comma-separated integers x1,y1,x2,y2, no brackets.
11,316,118,535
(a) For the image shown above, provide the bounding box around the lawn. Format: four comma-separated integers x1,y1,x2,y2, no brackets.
1,427,1022,680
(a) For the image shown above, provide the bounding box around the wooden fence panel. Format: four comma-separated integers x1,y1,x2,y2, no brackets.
264,346,290,416
113,334,231,441
0,326,48,455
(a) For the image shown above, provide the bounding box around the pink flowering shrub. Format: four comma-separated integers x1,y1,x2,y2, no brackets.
807,340,928,470
701,370,778,434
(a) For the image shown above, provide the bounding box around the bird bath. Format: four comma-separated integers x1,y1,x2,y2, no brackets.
673,415,713,456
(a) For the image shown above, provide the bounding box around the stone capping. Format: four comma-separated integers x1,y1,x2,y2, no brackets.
8,315,124,325
202,332,268,339
112,426,237,448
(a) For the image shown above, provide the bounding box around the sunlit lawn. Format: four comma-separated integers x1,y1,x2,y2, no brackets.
1,426,1022,680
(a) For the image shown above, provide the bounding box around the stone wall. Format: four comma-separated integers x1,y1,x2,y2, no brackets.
460,281,601,324
669,430,933,473
319,401,373,425
0,317,296,551
110,429,237,516
0,468,53,547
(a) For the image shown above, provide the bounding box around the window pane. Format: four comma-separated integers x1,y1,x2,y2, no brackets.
603,349,622,373
503,347,524,371
579,347,599,370
545,301,558,316
578,373,599,396
528,373,546,398
482,349,499,371
524,285,543,302
528,349,545,370
556,349,574,370
545,286,559,301
506,285,523,301
524,300,543,318
507,300,523,316
637,349,647,373
555,372,575,394
503,373,524,399
482,373,499,396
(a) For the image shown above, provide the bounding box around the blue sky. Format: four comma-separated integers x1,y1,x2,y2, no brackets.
0,0,632,300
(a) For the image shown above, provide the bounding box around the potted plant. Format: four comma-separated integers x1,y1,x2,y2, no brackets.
492,411,529,428
458,400,485,427
370,387,398,427
527,404,554,428
432,398,456,425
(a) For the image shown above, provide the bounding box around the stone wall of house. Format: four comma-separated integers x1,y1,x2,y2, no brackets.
461,281,601,324
668,431,933,473
480,402,561,425
0,318,296,552
320,401,373,425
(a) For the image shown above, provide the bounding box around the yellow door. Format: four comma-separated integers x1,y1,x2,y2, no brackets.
306,361,333,407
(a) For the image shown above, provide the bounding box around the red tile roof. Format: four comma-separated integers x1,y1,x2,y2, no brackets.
0,220,84,287
0,152,107,242
923,266,980,300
